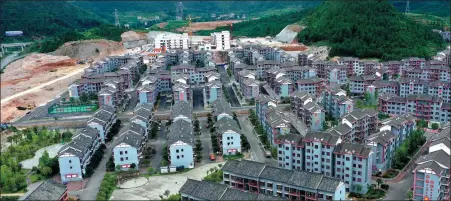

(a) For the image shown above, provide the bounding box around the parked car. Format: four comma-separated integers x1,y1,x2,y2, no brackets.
265,150,271,158
210,153,216,161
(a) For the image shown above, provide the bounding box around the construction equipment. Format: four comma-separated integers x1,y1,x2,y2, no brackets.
186,14,201,48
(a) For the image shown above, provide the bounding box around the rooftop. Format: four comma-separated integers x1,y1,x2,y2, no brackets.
19,180,67,201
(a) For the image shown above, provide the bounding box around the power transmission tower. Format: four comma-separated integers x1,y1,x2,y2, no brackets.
114,9,120,27
405,0,410,14
176,2,184,21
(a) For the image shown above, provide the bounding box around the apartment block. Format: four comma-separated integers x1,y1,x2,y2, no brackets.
401,57,426,70
298,53,313,66
381,61,402,76
58,127,100,182
130,104,153,132
372,80,399,95
87,105,117,144
291,91,325,131
321,86,352,119
256,60,280,80
380,113,417,146
303,132,341,177
281,65,317,82
171,101,193,123
275,134,305,171
399,78,428,97
428,81,451,103
180,179,284,201
154,32,189,50
313,61,334,79
113,122,146,170
173,82,192,103
137,84,157,105
360,61,379,75
349,75,381,95
222,160,347,200
211,31,231,50
205,80,222,102
337,57,360,77
378,94,450,123
325,65,348,84
256,94,278,123
342,109,378,143
297,77,326,97
413,128,450,201
215,117,242,155
366,130,397,174
333,143,373,193
167,120,195,168
211,98,233,121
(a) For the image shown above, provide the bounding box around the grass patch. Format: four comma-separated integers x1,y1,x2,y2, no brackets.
223,153,244,160
203,169,223,183
95,173,117,201
349,188,386,200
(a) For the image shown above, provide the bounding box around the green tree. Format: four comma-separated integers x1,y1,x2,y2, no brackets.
376,178,383,189
431,123,439,130
417,119,427,128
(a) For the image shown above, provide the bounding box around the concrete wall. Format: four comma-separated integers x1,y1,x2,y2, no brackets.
59,156,82,183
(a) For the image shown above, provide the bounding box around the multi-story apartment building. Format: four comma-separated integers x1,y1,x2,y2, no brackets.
203,71,220,83
325,65,348,84
378,94,450,123
275,134,305,170
313,61,333,79
58,127,100,182
205,80,222,103
298,53,313,66
167,119,195,168
360,61,379,75
137,84,157,105
98,86,120,108
291,91,325,131
413,128,450,201
381,61,402,76
349,75,381,95
113,122,146,170
262,106,292,145
303,131,341,177
333,143,373,193
211,31,231,50
399,78,428,97
337,57,360,77
380,113,416,145
19,180,68,201
173,82,192,103
215,117,242,155
222,160,347,200
87,105,117,144
180,179,284,201
297,77,325,97
154,32,189,50
256,60,280,80
342,109,378,143
428,81,451,103
329,123,354,143
148,69,172,93
130,104,152,132
256,94,278,123
282,66,317,83
171,64,215,85
366,130,397,174
321,86,352,119
401,57,426,71
372,80,399,95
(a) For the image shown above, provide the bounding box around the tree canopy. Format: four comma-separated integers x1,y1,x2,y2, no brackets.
298,0,446,61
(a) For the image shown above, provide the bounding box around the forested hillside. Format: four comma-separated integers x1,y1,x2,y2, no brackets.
298,0,445,61
195,9,311,37
0,1,104,42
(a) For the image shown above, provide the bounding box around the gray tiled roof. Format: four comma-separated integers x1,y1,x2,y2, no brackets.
216,117,241,135
171,101,193,120
134,103,153,113
58,127,99,158
116,131,145,149
276,134,303,145
367,130,395,145
334,142,372,157
381,113,415,129
429,138,450,152
19,180,67,201
167,120,194,146
303,131,340,145
331,123,352,136
256,94,277,104
222,160,266,178
219,188,257,200
211,98,232,117
343,109,377,123
297,77,323,84
416,149,449,168
415,161,446,174
180,179,227,200
119,122,146,137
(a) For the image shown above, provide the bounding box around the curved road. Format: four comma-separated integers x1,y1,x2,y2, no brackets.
1,52,19,69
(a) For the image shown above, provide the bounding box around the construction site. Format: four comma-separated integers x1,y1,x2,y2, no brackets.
0,40,125,123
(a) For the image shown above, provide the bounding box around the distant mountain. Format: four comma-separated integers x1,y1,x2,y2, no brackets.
298,0,446,61
0,1,104,41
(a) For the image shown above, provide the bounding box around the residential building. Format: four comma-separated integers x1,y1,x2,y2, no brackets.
173,82,192,103
211,31,231,50
342,109,378,143
113,123,146,170
215,117,242,155
413,128,450,201
241,78,260,99
222,160,347,200
204,71,220,83
381,61,402,76
401,57,426,70
154,32,189,50
361,61,379,75
379,113,416,146
167,120,195,168
137,84,157,105
349,75,381,95
303,131,341,177
86,105,117,144
333,143,373,193
337,57,360,77
297,77,325,97
179,179,284,201
325,65,348,84
329,123,354,143
283,66,317,83
313,61,333,79
19,180,68,201
58,127,100,182
321,86,352,119
256,94,278,123
372,80,399,95
291,91,325,131
205,80,223,102
211,98,233,121
366,130,397,174
130,103,153,132
399,78,428,97
275,134,305,171
428,81,451,103
298,53,313,66
256,60,280,80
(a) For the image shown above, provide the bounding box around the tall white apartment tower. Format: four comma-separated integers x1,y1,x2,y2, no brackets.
211,31,230,50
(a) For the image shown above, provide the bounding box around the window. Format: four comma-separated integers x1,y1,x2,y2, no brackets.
69,160,72,163
227,137,230,140
177,156,180,159
346,157,350,161
337,161,341,165
182,155,184,158
125,151,128,154
120,151,123,155
120,157,124,161
176,149,179,153
70,166,72,169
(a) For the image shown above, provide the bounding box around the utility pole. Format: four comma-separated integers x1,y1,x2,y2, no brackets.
405,0,410,14
115,9,120,27
176,2,184,21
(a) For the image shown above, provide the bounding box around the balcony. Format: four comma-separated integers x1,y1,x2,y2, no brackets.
249,181,258,187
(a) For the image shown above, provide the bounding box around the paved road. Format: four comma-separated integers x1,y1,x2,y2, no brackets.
199,119,213,165
383,171,414,200
217,65,241,107
237,116,265,163
1,52,18,69
68,143,114,200
192,88,204,111
149,121,166,170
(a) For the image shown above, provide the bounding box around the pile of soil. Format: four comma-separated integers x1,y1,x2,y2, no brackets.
52,39,124,60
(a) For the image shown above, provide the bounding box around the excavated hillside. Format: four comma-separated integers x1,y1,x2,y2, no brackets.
52,39,124,60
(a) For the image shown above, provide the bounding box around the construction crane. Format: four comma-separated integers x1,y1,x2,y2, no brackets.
187,14,201,49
